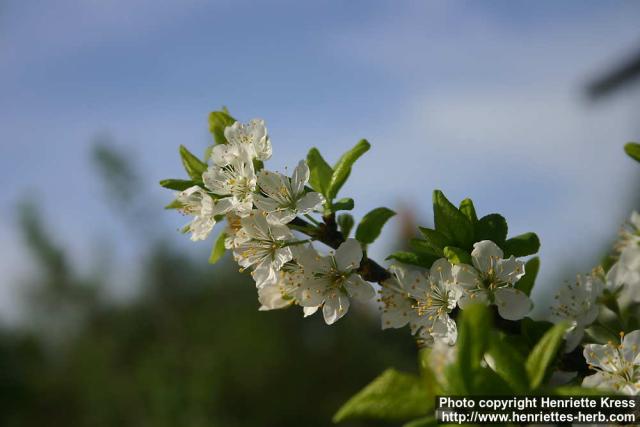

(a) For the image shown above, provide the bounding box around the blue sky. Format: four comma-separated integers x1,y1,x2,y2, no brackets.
1,0,640,321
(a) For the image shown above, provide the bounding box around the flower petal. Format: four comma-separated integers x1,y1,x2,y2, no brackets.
334,239,363,272
494,287,532,320
471,240,504,273
343,274,375,301
322,292,350,325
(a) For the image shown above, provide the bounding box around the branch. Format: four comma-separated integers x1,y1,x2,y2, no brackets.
290,216,390,283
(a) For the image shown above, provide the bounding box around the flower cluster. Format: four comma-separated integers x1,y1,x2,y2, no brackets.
175,118,378,325
380,240,531,345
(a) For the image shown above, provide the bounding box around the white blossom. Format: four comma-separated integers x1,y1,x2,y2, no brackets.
379,265,429,331
203,149,257,217
176,186,221,241
257,262,304,311
583,330,640,395
212,119,272,165
254,160,324,224
295,239,375,325
455,240,531,320
550,273,604,352
232,212,294,288
413,259,461,345
616,211,640,254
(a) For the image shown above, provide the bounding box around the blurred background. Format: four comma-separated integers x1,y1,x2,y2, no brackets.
1,1,640,425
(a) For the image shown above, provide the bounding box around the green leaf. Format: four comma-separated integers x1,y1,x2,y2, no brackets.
327,139,370,200
449,304,491,394
432,190,474,248
458,198,478,224
159,179,197,191
515,257,540,296
179,145,208,182
550,386,609,396
417,227,449,252
624,142,640,163
476,213,508,246
306,148,334,196
443,246,472,265
208,110,236,145
355,207,396,245
410,238,443,257
208,232,227,264
521,318,553,348
332,369,430,423
333,198,354,211
503,232,540,257
585,324,618,344
386,251,438,269
525,321,568,389
337,213,355,238
164,199,184,210
403,416,437,427
486,334,529,393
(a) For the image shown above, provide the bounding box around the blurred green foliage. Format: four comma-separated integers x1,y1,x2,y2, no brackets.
0,142,416,427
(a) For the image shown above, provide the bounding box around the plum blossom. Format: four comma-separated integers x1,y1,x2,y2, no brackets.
212,119,271,165
550,273,604,352
379,265,429,331
176,186,225,241
254,160,324,224
232,212,294,288
616,211,640,254
583,330,640,395
203,150,257,217
413,259,461,345
455,240,531,320
295,239,375,325
257,262,305,311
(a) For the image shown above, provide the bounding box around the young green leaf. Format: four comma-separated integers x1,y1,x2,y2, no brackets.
327,139,370,200
514,257,539,296
332,369,430,423
624,142,640,163
418,227,449,252
386,252,438,269
453,304,491,392
403,416,438,427
486,334,529,393
333,198,354,211
337,213,355,238
306,148,333,196
208,110,236,145
179,145,208,182
525,321,568,389
159,179,197,191
503,232,540,257
355,207,395,245
476,214,508,246
443,246,472,265
164,199,184,210
458,198,478,224
208,232,227,264
432,190,474,249
410,238,444,257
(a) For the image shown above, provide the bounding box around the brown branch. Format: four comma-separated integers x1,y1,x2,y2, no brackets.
290,216,390,283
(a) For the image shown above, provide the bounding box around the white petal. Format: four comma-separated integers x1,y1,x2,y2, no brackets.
471,240,504,273
303,306,319,317
258,283,292,311
295,280,326,307
458,290,489,309
452,263,481,290
322,292,350,325
290,160,310,197
343,274,375,301
582,372,618,392
257,170,285,199
564,323,584,353
494,288,532,320
495,257,525,285
334,239,363,272
622,330,640,364
297,192,324,213
429,258,454,284
252,261,278,288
